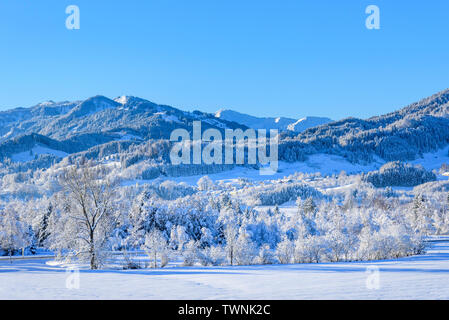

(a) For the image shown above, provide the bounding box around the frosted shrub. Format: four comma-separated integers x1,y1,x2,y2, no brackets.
276,239,294,264
255,244,278,265
307,236,327,263
233,232,257,266
293,236,326,263
182,240,199,266
324,229,357,262
382,225,424,258
122,250,144,270
170,225,190,251
197,176,214,191
160,253,170,268
142,229,170,268
357,227,399,261
198,246,226,266
156,180,196,200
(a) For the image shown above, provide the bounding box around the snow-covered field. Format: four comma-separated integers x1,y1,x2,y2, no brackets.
1,238,448,300
11,145,68,163
122,147,449,188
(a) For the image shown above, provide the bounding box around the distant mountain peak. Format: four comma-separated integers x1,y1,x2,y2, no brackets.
215,109,332,132
113,95,149,105
67,96,120,118
114,96,131,105
37,100,56,106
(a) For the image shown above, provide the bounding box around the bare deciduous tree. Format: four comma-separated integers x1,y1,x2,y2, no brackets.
56,162,119,269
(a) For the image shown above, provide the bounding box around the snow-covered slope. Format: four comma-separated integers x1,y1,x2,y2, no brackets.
0,133,71,160
280,88,449,163
215,109,332,132
0,96,247,142
287,116,336,132
1,238,448,299
11,145,68,163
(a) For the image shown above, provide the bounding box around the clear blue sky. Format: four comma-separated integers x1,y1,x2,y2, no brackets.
1,0,449,120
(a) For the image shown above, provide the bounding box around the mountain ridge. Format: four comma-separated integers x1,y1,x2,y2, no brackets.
215,109,333,132
0,95,247,142
1,89,449,179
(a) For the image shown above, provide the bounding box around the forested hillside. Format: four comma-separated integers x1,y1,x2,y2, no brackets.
1,89,449,180
280,89,449,163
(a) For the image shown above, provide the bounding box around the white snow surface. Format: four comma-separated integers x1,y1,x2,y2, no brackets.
113,131,143,142
286,116,334,132
411,145,449,171
154,112,183,124
138,147,449,187
1,238,448,300
11,145,68,163
152,154,384,186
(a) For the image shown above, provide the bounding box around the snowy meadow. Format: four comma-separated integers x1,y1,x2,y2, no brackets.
1,159,448,273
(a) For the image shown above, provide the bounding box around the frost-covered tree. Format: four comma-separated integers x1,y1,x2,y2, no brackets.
234,230,257,266
182,240,199,266
198,245,226,266
200,227,214,248
293,235,327,263
169,225,190,251
409,193,435,234
276,238,294,264
255,244,277,265
0,205,31,258
224,224,238,265
295,197,317,237
197,175,214,191
324,228,356,262
53,163,119,269
143,229,169,268
302,197,317,217
36,202,53,247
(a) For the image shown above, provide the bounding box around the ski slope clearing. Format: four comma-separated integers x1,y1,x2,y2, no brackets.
123,146,449,188
1,238,448,300
11,145,68,162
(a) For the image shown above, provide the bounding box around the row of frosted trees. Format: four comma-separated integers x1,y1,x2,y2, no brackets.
1,162,447,269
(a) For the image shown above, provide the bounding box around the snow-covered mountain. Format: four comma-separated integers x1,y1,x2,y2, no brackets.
0,95,251,173
0,95,247,143
2,88,449,179
279,88,449,164
215,109,333,132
